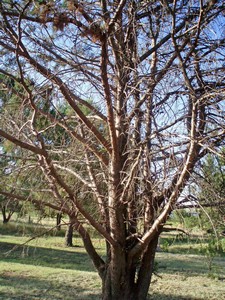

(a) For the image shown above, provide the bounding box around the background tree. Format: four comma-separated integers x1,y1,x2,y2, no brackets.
172,151,225,234
0,194,20,224
0,1,225,299
195,152,225,233
0,69,81,245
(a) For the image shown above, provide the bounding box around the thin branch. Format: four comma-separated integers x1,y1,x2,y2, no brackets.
0,129,44,155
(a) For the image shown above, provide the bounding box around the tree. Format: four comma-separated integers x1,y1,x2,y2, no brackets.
195,152,225,232
0,1,225,299
0,67,77,244
0,131,22,224
0,194,19,223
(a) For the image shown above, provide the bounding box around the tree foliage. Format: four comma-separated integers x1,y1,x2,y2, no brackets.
195,152,225,232
0,1,225,299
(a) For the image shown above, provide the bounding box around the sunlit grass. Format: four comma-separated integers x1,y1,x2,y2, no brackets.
150,272,225,300
0,263,101,300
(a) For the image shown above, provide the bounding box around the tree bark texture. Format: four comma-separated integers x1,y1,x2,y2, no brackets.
101,236,159,300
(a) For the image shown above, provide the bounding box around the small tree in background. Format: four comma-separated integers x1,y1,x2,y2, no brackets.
0,195,20,223
196,152,225,233
0,1,225,299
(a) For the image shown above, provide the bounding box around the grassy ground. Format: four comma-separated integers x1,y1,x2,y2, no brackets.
0,221,224,300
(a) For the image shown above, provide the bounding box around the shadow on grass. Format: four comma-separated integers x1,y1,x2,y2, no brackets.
156,253,205,275
0,272,204,300
148,293,202,300
1,240,224,278
155,252,225,277
0,241,96,273
0,271,101,300
160,234,225,257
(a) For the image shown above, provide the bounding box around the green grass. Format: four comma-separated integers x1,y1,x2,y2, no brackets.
0,221,224,300
0,263,101,300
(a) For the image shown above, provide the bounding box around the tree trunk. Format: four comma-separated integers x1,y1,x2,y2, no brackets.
101,236,158,300
2,216,10,223
136,236,159,299
1,206,12,224
65,217,73,247
56,212,62,230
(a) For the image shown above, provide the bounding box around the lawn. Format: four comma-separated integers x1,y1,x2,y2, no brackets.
0,221,224,300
